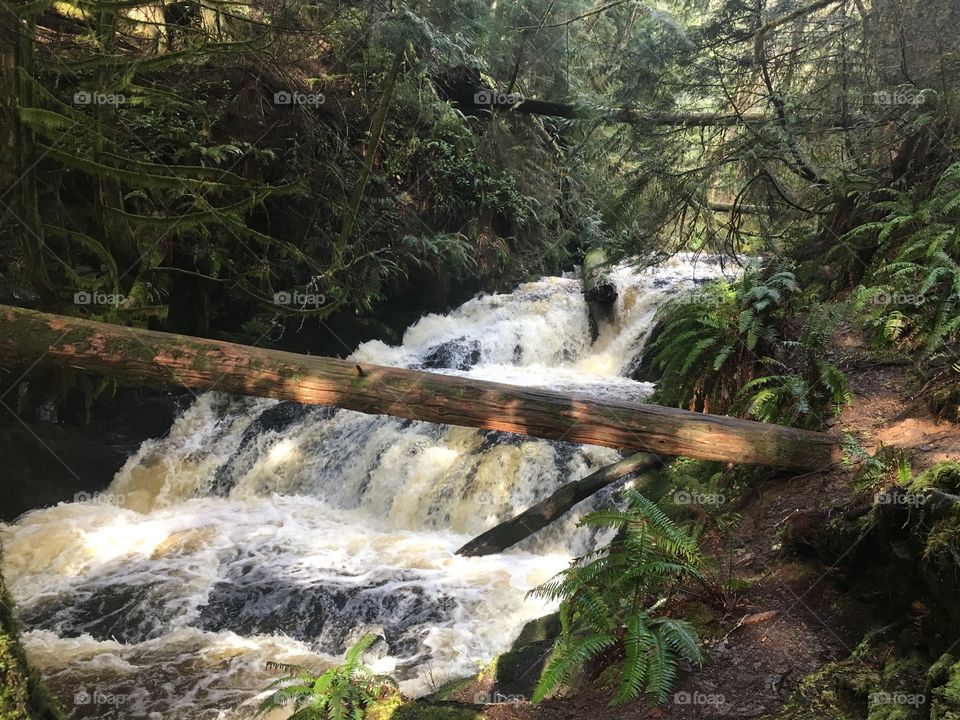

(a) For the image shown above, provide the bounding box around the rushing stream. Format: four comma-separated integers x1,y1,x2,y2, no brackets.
2,256,727,719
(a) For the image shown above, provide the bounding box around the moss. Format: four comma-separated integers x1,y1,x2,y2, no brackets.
908,462,960,494
427,676,476,702
925,511,960,560
868,705,919,720
764,629,949,720
928,654,960,720
0,632,30,720
582,248,608,279
763,633,914,720
763,659,871,720
0,575,64,720
365,699,482,720
102,334,153,361
476,656,498,683
683,601,724,641
511,614,560,648
364,693,406,720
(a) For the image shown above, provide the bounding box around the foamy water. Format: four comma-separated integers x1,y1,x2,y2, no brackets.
2,255,728,719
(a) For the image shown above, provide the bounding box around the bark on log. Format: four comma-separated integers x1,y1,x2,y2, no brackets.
457,452,661,556
0,305,843,469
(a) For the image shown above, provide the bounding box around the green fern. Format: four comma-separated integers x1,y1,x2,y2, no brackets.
731,308,851,429
642,262,848,428
848,162,960,361
256,634,396,720
529,491,703,705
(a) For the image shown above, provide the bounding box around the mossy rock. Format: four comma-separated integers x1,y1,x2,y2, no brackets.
511,614,560,648
495,642,552,698
764,632,931,720
928,653,960,720
683,601,724,641
763,659,875,720
908,462,960,494
427,676,479,702
365,698,482,720
0,578,64,720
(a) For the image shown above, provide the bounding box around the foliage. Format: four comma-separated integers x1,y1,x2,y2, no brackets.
528,491,703,705
642,262,849,428
5,0,959,348
846,163,960,363
257,634,396,720
1,0,585,345
732,306,852,429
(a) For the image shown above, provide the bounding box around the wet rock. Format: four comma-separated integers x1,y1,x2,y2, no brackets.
345,623,390,661
488,614,561,698
18,582,177,644
582,248,617,341
0,383,183,521
194,566,455,659
511,613,560,648
210,401,322,494
420,338,482,371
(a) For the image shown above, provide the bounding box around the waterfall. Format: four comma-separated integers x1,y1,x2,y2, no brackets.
1,255,726,719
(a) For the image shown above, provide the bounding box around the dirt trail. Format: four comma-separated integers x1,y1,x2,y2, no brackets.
461,329,960,720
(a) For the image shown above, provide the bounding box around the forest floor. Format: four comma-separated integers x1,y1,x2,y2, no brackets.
437,326,960,720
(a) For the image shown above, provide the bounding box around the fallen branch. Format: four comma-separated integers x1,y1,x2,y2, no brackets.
456,452,661,556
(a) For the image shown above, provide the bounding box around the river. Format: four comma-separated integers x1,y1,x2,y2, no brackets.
2,255,725,719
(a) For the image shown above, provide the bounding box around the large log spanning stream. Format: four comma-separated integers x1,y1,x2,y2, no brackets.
0,304,841,470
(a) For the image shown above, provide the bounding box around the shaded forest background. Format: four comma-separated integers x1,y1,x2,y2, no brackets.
2,0,957,345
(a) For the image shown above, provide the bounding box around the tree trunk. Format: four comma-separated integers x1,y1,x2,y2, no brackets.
11,14,56,308
456,452,661,556
0,304,843,469
335,48,404,263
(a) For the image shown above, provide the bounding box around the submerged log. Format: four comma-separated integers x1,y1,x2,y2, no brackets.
0,305,842,469
457,452,661,556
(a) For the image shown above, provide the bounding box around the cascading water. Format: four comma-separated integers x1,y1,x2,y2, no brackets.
1,255,727,719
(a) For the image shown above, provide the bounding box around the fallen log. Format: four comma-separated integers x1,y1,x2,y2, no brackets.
0,305,842,469
457,452,661,556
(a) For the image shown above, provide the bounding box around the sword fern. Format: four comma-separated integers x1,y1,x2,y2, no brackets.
529,491,703,705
